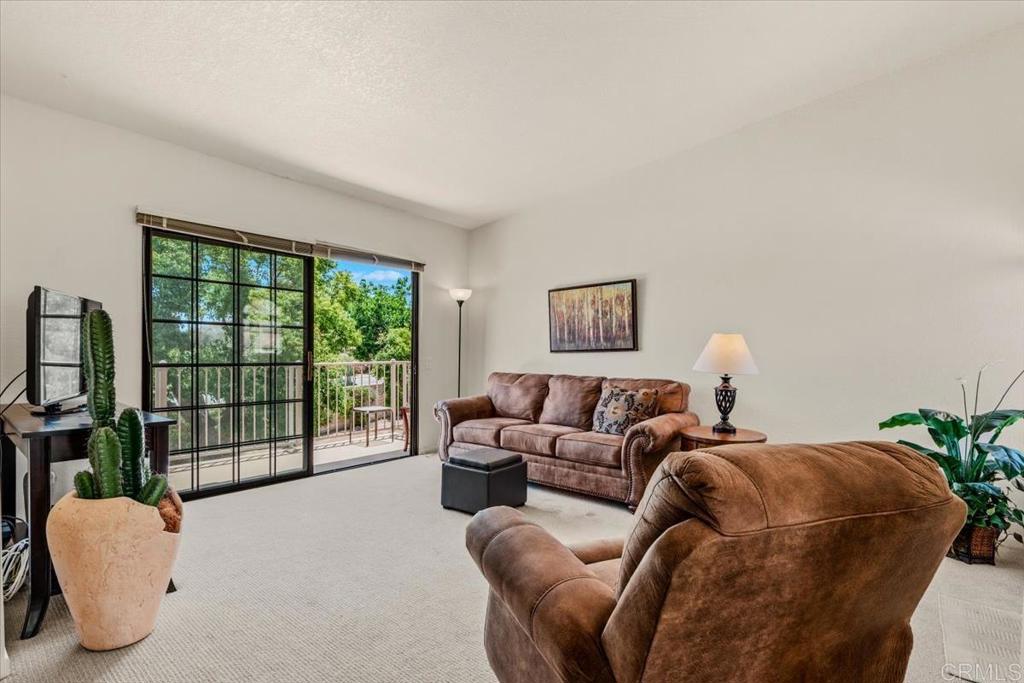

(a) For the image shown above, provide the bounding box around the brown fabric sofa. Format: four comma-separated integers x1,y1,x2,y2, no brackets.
434,372,699,508
466,441,966,683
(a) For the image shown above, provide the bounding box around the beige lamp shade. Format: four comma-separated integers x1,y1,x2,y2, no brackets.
449,288,473,302
693,333,759,375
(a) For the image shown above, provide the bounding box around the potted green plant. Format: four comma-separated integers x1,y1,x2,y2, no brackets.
45,309,183,650
879,367,1023,564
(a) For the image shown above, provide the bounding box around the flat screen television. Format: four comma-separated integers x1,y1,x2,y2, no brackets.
26,286,102,414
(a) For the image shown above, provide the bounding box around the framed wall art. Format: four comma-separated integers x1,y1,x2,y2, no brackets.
548,279,637,352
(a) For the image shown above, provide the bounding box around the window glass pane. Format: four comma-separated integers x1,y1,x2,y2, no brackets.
275,438,304,475
239,366,272,404
152,323,192,364
165,409,193,452
275,366,302,401
198,324,234,364
276,290,303,327
152,277,192,321
152,236,191,277
240,286,273,325
196,407,234,449
277,328,303,363
198,282,234,322
42,366,79,400
43,289,81,314
240,249,271,286
197,366,232,406
198,243,233,282
169,451,193,493
276,255,303,289
242,327,275,364
238,441,270,482
42,318,80,363
240,404,272,442
153,367,192,409
274,401,304,439
198,446,233,489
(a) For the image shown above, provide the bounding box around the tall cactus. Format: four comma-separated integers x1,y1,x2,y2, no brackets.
82,310,116,427
88,427,123,498
117,408,145,499
73,310,171,509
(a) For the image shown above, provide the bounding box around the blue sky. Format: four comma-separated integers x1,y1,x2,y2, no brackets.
333,260,409,285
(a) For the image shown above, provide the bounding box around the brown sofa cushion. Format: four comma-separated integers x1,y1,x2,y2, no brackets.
501,423,583,456
556,431,624,469
488,372,552,421
453,417,531,448
539,375,605,429
603,377,688,414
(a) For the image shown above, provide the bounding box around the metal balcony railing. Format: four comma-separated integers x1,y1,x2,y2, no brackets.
153,360,411,450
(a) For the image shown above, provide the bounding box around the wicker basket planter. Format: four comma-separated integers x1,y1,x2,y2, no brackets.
947,524,998,565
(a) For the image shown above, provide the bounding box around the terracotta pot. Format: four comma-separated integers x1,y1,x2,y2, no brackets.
46,490,183,650
947,524,998,565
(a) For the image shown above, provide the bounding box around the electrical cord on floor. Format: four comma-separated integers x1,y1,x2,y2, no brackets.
2,516,29,601
0,372,30,600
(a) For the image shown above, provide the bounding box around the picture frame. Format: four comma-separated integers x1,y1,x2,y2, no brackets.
548,278,638,352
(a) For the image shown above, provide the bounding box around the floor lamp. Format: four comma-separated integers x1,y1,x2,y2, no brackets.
449,288,472,396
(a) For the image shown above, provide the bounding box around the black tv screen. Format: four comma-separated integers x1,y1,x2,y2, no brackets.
26,286,102,408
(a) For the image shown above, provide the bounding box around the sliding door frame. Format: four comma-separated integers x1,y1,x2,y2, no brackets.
142,226,314,502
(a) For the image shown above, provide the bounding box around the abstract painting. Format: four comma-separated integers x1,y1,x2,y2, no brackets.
548,279,637,352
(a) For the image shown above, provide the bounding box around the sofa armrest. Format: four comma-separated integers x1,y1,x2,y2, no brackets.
467,507,618,683
568,537,624,565
622,411,700,507
433,394,494,460
623,411,699,454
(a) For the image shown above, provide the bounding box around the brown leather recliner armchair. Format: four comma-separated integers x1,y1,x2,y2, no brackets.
466,441,966,683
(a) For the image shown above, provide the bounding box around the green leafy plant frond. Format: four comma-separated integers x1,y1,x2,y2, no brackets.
880,367,1023,547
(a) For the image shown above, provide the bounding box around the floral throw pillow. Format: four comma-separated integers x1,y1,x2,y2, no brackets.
592,387,659,435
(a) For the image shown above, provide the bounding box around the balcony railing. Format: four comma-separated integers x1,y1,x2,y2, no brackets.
313,360,411,441
153,360,411,450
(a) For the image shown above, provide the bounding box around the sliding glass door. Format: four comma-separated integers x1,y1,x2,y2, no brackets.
143,228,313,497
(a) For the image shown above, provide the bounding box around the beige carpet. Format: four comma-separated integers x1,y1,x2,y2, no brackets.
4,455,1023,682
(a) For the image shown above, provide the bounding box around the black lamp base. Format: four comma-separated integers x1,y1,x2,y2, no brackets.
712,374,738,434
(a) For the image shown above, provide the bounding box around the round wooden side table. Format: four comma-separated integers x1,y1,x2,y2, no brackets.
681,425,767,451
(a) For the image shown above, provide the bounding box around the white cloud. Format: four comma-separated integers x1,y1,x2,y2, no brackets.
361,269,403,283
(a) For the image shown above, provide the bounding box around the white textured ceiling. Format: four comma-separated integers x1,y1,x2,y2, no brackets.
2,1,1022,228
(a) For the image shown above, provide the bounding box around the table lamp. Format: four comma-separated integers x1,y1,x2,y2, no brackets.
692,333,758,434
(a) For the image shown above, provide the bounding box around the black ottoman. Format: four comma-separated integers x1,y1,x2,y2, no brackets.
441,448,527,514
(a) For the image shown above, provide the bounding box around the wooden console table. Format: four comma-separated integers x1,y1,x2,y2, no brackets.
0,404,175,639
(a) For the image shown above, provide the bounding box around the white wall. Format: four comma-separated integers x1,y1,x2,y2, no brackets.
466,27,1024,449
0,95,469,467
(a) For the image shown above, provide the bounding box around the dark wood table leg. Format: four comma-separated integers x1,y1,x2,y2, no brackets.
22,439,51,639
147,425,177,594
1,433,15,519
148,424,169,478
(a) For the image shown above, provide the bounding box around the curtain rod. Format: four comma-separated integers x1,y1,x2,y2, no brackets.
135,208,425,272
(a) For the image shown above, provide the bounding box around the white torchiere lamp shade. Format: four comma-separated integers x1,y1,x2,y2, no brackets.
449,288,473,302
692,333,758,434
